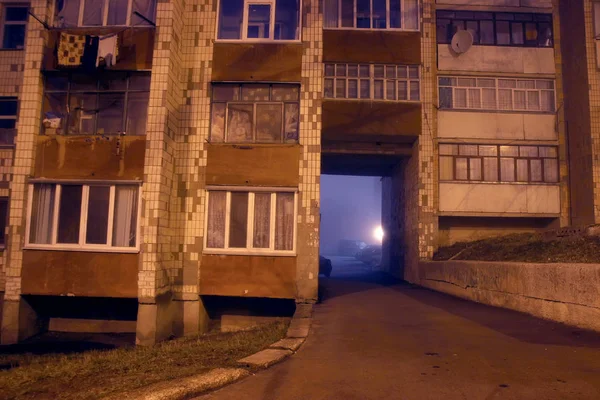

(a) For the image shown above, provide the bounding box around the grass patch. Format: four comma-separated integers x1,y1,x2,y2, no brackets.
0,321,288,400
433,233,600,263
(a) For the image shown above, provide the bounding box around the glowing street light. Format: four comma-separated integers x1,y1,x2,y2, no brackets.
374,226,384,243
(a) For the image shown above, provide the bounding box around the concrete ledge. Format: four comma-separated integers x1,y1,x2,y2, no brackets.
110,368,249,400
286,318,311,338
420,261,600,332
293,303,313,318
270,337,305,352
237,348,293,368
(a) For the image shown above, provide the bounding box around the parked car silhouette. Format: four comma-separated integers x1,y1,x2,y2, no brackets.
319,256,332,278
356,245,382,267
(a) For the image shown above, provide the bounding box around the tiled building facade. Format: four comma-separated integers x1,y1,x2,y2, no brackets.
0,0,596,344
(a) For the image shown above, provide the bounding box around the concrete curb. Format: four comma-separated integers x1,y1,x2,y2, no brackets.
116,303,314,400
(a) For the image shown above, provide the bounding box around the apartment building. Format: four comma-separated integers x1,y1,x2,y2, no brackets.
0,0,595,345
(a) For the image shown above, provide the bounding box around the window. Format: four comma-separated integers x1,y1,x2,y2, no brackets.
1,5,28,49
439,144,559,184
205,189,296,254
0,197,7,247
324,0,418,30
595,2,600,38
54,0,156,28
0,97,17,145
43,73,150,135
439,76,555,112
210,83,299,143
26,183,140,251
324,63,420,101
218,0,299,40
436,11,553,48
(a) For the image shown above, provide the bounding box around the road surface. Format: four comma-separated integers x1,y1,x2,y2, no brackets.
199,257,600,400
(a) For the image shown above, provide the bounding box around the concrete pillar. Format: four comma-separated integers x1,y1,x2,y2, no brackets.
1,297,47,344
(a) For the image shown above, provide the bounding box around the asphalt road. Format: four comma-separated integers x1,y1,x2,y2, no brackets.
199,257,600,400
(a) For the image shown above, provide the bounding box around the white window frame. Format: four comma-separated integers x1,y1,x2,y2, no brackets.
438,76,556,113
203,187,298,257
324,63,420,102
1,4,28,50
216,0,301,42
324,0,420,32
78,0,134,27
24,181,142,253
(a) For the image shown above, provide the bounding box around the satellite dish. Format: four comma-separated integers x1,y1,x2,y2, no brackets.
451,30,473,54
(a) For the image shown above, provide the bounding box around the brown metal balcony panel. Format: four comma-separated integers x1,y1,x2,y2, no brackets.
43,28,155,71
212,43,303,82
322,100,422,141
323,30,421,64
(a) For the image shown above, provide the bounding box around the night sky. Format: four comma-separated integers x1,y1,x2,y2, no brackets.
319,174,382,255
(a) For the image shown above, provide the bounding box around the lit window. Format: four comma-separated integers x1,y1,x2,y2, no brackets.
210,83,299,143
43,73,150,135
1,5,28,49
324,0,418,30
438,76,555,112
218,0,300,40
27,183,140,251
205,189,296,254
439,144,559,184
325,63,420,101
436,11,553,48
54,0,156,28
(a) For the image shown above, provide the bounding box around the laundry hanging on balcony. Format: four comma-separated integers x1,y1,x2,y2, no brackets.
97,35,119,67
57,33,98,70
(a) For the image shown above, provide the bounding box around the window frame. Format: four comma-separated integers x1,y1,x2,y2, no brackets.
216,0,302,42
324,63,420,101
78,0,134,27
0,196,8,249
24,181,142,253
438,144,559,184
436,10,553,48
203,187,298,256
42,72,150,136
438,76,556,113
323,0,420,32
0,97,18,145
1,4,28,50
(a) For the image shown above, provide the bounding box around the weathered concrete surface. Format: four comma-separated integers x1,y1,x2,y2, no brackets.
286,318,311,338
199,272,600,400
293,303,313,319
270,337,305,352
111,368,249,400
420,261,600,332
237,348,293,368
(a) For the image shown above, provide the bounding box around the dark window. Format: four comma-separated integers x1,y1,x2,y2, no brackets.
436,11,553,47
0,197,7,246
42,73,150,135
0,97,17,145
2,5,28,49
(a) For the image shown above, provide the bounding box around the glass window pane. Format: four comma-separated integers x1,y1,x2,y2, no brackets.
253,193,271,248
538,22,553,47
229,192,249,248
454,88,467,108
482,88,496,109
530,159,543,182
57,185,82,244
325,64,335,77
247,4,271,39
439,87,453,109
348,79,358,98
86,186,110,244
347,64,358,77
112,186,138,247
410,81,420,100
470,158,482,181
517,80,535,89
373,0,386,29
459,145,478,156
437,19,451,44
457,78,476,87
356,0,370,28
514,90,526,110
241,84,269,101
0,198,7,246
390,0,401,28
3,25,25,49
483,157,498,181
439,144,458,155
97,93,124,134
374,65,384,78
359,65,370,77
275,193,294,251
83,0,103,25
404,0,418,30
398,81,408,101
386,80,396,100
284,103,299,142
539,146,557,158
336,64,346,77
43,93,67,134
398,66,408,79
0,100,17,116
500,146,518,156
341,0,353,27
500,158,515,182
511,22,524,44
439,156,454,181
218,0,243,39
5,6,28,21
541,90,555,112
206,192,226,248
256,104,282,142
385,66,396,79
479,146,497,156
468,89,481,108
498,89,512,110
408,66,419,79
107,0,128,25
456,158,468,180
323,0,338,28
227,104,253,142
335,79,346,98
480,20,494,44
466,21,479,43
525,22,538,46
29,184,55,244
275,0,299,40
324,79,334,98
516,159,529,182
213,85,239,101
374,80,384,99
520,146,538,157
127,92,149,136
210,103,225,142
496,21,510,45
477,78,495,88
544,159,559,182
499,79,516,88
68,93,97,135
131,0,157,26
360,80,370,99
